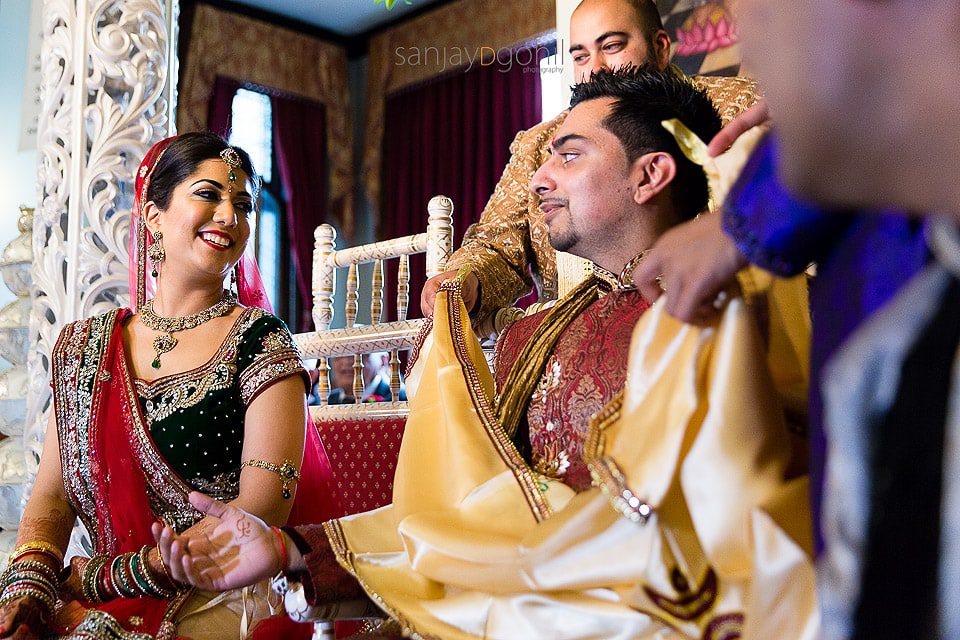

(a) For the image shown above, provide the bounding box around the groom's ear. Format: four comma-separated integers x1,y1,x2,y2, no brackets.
632,151,676,206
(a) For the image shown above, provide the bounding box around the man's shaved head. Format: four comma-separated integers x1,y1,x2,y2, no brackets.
569,0,671,78
574,0,665,36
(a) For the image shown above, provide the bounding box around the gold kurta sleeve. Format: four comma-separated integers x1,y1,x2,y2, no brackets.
322,287,818,640
445,113,565,323
691,75,762,126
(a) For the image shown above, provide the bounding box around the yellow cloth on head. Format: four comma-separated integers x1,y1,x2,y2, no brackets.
325,283,818,639
664,117,811,420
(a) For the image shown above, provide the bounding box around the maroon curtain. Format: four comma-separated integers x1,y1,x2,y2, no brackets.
208,76,242,138
272,94,328,332
381,48,543,320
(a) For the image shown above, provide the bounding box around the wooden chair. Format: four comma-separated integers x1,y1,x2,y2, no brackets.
287,196,454,639
297,195,454,414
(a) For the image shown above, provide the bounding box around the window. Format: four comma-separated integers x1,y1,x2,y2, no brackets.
229,89,272,183
539,36,566,121
229,88,287,319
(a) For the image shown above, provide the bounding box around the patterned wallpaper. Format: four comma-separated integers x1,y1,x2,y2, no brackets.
660,0,743,77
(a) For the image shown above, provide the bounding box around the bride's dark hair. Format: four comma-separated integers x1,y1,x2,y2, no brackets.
146,131,261,210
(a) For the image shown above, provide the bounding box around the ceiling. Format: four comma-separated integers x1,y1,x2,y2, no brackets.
228,0,453,36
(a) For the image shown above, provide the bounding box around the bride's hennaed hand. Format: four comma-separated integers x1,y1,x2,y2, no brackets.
153,492,280,592
0,596,45,640
57,556,87,602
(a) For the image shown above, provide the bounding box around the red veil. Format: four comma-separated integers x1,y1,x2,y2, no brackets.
63,135,340,636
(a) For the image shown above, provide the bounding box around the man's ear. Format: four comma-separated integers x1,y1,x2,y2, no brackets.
632,152,676,205
143,201,162,236
652,30,671,70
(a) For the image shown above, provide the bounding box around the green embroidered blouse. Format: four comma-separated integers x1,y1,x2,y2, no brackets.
134,307,308,504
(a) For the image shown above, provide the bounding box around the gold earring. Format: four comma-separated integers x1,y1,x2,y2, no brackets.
147,231,165,277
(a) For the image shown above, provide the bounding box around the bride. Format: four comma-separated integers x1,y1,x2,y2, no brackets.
0,132,337,639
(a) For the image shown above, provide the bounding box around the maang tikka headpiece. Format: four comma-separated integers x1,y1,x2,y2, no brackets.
220,147,241,193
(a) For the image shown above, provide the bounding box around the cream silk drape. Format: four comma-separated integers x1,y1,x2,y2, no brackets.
322,281,818,640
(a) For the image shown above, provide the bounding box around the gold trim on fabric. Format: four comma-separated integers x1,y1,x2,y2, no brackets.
322,519,355,574
135,307,306,420
591,264,619,290
702,612,745,640
440,281,551,522
51,588,195,639
403,315,434,378
51,609,156,639
323,521,441,640
53,311,122,545
239,349,306,405
141,362,235,423
642,567,719,622
135,307,261,390
134,307,259,423
163,588,196,625
583,388,622,462
119,338,203,532
585,391,655,525
494,277,602,441
189,469,240,502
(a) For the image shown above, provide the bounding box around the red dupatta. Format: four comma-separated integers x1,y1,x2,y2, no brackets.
54,305,338,637
52,309,190,637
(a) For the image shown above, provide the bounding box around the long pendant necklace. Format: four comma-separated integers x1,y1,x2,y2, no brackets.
140,294,237,369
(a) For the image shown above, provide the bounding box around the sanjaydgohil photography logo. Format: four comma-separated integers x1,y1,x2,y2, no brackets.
373,0,565,75
395,37,563,74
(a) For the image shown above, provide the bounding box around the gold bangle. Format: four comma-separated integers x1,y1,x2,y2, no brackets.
134,546,175,598
81,555,110,603
240,458,301,500
10,541,64,565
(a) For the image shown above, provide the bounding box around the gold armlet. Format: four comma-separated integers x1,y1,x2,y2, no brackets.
240,458,301,499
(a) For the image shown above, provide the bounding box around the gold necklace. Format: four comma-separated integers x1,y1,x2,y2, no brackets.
140,294,237,369
591,263,620,290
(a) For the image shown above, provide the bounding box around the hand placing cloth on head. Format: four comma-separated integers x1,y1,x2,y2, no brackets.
632,111,770,323
421,269,480,318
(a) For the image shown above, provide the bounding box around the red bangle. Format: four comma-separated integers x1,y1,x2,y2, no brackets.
270,526,287,573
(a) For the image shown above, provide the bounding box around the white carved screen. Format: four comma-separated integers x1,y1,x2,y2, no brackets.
14,0,179,536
